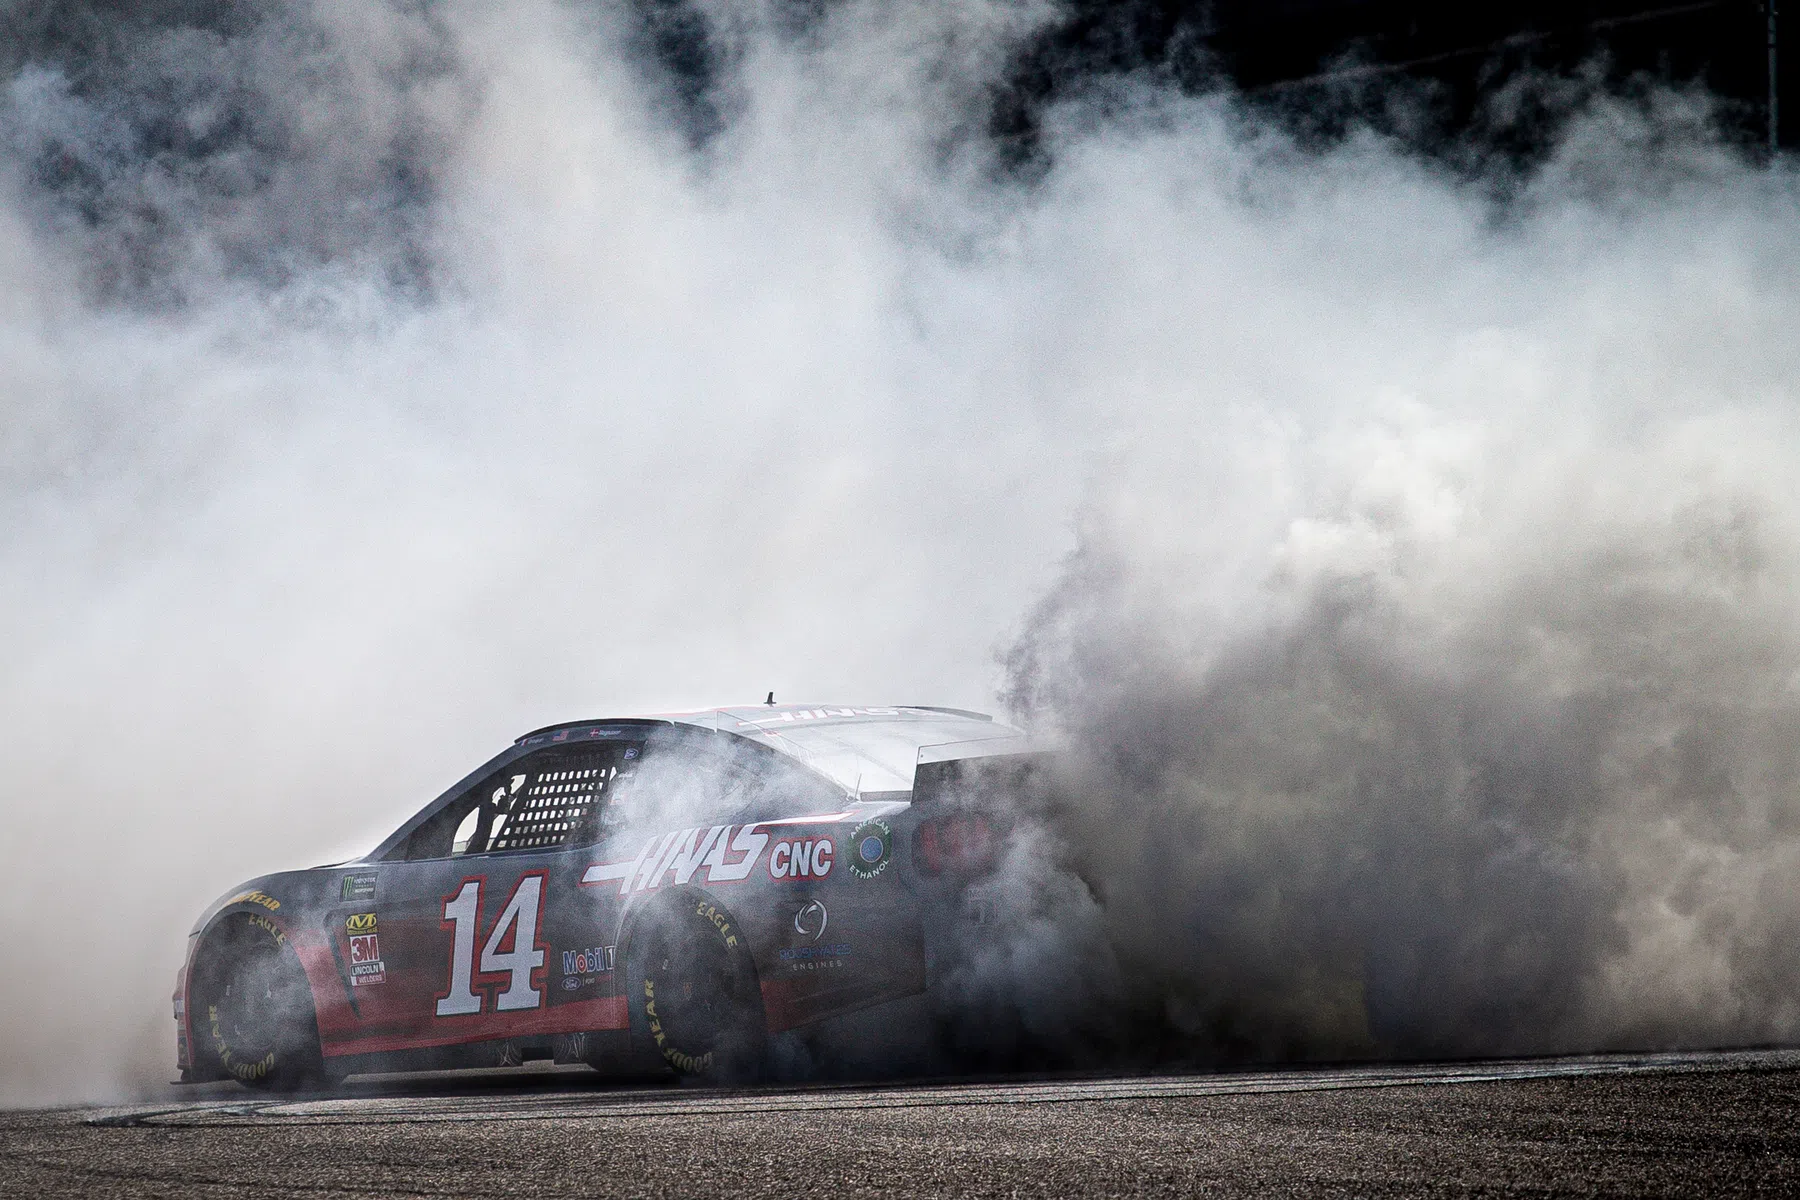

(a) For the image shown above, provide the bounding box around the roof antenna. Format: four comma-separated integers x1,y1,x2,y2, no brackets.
765,691,777,706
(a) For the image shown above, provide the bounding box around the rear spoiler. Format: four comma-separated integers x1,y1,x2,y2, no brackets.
911,737,1052,806
916,734,1041,766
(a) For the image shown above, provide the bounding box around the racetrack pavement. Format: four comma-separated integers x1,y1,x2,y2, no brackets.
4,1049,1799,1196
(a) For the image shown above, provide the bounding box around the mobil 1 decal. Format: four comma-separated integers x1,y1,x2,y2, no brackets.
560,944,615,992
847,819,892,879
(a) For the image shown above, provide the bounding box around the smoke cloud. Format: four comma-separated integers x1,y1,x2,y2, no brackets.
2,0,1797,1103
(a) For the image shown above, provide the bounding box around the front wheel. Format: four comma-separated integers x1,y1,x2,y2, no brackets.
190,912,325,1091
626,893,767,1081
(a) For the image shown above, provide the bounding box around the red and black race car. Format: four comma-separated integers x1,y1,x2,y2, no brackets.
175,704,1035,1089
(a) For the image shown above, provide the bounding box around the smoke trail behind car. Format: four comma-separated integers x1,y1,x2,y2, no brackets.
1,0,1797,1102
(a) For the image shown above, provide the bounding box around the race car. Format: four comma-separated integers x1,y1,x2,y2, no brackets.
174,704,1035,1089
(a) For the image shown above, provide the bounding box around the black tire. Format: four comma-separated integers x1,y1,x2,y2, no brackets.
190,912,325,1092
625,893,767,1081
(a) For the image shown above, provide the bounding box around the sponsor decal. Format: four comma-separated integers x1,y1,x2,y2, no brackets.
778,943,853,971
340,873,377,902
769,837,834,880
848,820,893,879
736,707,900,727
228,890,281,911
349,922,386,986
582,817,853,896
793,899,827,941
562,945,616,976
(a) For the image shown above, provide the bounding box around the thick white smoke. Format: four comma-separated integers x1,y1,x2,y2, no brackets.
1,0,1796,1102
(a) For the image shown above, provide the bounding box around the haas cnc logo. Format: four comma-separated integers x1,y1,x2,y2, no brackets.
769,837,833,880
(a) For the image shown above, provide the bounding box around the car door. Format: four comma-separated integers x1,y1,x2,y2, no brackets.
359,733,643,1056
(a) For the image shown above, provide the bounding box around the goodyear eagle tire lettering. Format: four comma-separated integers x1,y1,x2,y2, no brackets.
626,891,767,1081
189,911,325,1092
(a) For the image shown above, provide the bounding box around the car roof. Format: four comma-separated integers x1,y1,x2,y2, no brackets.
518,704,1028,796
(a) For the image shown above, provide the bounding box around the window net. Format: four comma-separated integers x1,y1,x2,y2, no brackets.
485,753,626,852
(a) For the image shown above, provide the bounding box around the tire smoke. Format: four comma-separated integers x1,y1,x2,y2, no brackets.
2,0,1797,1102
992,410,1800,1064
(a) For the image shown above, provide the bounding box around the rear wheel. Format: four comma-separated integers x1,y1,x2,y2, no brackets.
626,893,767,1081
191,913,325,1091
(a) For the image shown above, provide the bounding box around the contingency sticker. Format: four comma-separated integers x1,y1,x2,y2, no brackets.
346,912,386,986
847,819,892,879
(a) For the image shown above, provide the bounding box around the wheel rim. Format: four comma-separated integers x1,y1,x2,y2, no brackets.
199,916,318,1086
215,944,284,1061
639,904,760,1072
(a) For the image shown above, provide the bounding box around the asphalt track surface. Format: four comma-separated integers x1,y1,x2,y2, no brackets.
5,1050,1800,1197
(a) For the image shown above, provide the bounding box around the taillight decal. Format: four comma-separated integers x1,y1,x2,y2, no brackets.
914,814,998,877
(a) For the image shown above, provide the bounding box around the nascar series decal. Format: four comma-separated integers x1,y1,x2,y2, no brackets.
346,912,386,987
580,816,852,895
847,820,892,879
340,873,377,902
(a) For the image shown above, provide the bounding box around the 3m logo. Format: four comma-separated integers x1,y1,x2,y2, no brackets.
346,913,377,935
769,837,834,880
350,933,381,965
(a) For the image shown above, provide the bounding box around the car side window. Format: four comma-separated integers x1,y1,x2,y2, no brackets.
400,742,643,860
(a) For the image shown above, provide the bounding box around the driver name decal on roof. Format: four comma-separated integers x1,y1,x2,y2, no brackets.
735,707,900,727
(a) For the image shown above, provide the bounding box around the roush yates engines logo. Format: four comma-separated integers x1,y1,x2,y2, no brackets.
793,898,827,941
